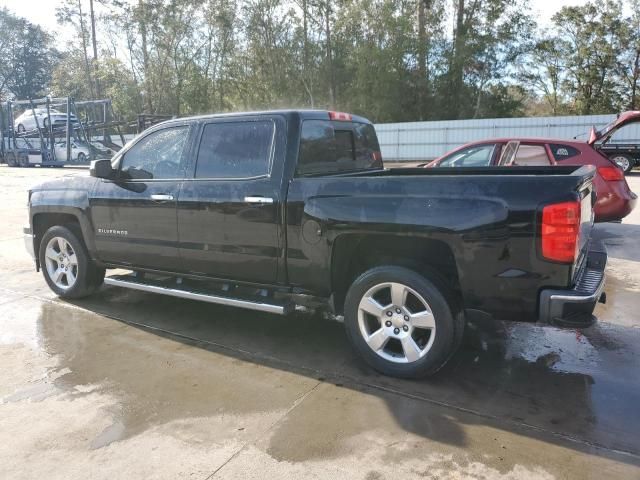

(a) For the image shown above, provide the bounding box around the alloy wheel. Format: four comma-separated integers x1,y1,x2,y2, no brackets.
44,236,79,290
357,282,436,363
612,155,630,172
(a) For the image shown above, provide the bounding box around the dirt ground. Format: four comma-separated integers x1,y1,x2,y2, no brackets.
1,164,639,479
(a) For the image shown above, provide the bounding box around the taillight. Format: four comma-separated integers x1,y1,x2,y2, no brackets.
541,201,581,263
597,165,624,181
328,111,352,121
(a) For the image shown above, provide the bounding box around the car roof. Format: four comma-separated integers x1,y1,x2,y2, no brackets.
457,137,585,146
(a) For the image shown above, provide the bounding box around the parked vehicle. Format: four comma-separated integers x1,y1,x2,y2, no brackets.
54,140,90,163
14,108,78,132
24,110,607,379
425,137,636,223
589,111,640,174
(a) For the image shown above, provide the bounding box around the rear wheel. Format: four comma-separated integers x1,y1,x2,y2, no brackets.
344,266,463,378
77,152,86,163
16,124,25,133
610,154,633,174
39,225,104,299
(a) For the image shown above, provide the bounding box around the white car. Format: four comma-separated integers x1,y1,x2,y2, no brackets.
15,108,78,132
54,141,90,162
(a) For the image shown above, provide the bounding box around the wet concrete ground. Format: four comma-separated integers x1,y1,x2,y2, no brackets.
1,165,639,479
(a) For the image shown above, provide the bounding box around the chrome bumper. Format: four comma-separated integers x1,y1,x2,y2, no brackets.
23,226,35,260
538,240,607,328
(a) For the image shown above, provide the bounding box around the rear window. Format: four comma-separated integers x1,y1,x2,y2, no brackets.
297,120,382,176
549,144,581,161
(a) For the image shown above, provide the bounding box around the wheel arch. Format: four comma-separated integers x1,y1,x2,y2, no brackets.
330,233,461,315
31,205,98,267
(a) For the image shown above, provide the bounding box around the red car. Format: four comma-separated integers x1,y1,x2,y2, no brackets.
425,113,639,222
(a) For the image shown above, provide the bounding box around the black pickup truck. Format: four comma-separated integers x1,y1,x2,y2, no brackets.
24,110,607,378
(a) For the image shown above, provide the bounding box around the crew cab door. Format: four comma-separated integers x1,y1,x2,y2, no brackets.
90,124,192,270
177,116,284,283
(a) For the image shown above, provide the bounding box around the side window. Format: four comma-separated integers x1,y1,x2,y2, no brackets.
120,126,189,180
297,120,381,175
439,144,495,167
512,145,550,166
550,144,580,161
195,121,274,178
354,122,383,166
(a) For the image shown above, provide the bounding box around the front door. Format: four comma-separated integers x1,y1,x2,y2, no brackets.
90,124,192,271
177,116,283,283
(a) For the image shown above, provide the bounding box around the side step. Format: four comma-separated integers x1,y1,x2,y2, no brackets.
104,274,295,315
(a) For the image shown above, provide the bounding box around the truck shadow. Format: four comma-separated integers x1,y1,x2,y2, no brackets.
35,286,640,468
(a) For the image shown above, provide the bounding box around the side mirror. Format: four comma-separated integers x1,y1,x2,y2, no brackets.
90,159,114,179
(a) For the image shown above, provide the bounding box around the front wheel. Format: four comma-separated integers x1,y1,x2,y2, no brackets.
344,266,463,379
39,225,104,299
610,154,633,174
77,152,86,163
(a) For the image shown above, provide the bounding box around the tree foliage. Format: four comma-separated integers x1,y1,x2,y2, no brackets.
0,8,57,100
1,0,639,122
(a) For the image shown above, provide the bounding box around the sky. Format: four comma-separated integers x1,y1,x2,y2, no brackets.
2,0,594,48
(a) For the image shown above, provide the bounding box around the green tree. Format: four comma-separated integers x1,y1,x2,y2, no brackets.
0,9,56,99
551,0,625,114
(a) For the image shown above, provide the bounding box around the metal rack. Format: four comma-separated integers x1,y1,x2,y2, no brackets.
1,97,126,167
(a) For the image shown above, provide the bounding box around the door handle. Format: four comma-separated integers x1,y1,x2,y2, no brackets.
244,196,274,204
150,194,174,201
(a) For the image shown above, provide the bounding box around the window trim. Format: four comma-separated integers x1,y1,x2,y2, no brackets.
113,123,193,182
190,118,277,181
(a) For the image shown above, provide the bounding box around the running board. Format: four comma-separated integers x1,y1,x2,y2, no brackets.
104,275,294,315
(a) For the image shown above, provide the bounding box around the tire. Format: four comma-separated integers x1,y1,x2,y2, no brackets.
16,124,25,133
42,118,49,129
39,225,104,299
610,154,633,174
344,265,463,379
7,152,17,167
77,152,86,164
18,154,29,167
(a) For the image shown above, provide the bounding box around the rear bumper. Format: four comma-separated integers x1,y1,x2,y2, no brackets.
538,241,607,328
594,184,637,222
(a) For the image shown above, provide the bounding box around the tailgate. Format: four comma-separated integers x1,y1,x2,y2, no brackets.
573,177,596,282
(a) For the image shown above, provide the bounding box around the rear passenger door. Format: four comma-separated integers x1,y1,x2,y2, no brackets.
177,116,285,283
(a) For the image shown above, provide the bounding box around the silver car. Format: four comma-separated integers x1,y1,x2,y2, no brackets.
14,108,77,132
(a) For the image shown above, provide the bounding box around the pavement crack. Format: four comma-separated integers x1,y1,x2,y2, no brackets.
202,381,322,480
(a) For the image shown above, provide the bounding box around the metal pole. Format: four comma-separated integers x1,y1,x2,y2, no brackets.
46,97,56,161
29,99,46,164
0,102,4,160
8,102,15,149
112,101,125,147
72,98,89,162
66,97,71,163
